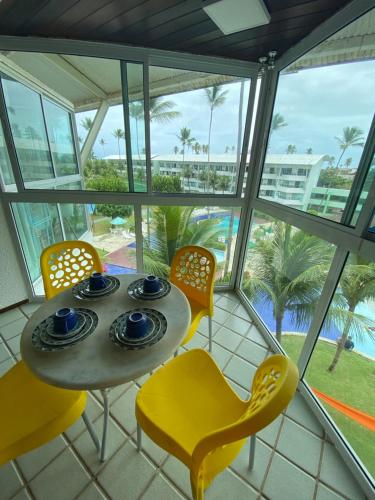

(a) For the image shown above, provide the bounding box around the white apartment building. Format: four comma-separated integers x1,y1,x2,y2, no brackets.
151,153,325,208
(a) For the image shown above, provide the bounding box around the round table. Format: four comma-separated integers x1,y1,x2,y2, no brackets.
21,273,191,460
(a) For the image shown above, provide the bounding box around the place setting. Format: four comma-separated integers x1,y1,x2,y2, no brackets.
72,271,120,300
109,308,168,350
127,274,171,300
32,306,98,352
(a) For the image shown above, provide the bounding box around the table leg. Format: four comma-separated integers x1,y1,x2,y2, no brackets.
100,388,110,462
81,411,101,453
249,434,256,470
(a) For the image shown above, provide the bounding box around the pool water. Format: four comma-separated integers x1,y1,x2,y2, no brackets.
217,216,240,233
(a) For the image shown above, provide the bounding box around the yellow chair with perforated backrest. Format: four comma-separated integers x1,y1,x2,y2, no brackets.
41,240,102,300
0,240,103,465
169,246,216,351
136,349,298,500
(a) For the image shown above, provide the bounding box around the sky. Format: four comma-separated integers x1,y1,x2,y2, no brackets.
76,59,375,168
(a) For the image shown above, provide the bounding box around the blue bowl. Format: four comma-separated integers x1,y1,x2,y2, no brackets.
126,312,148,338
53,308,77,334
143,275,160,294
89,272,107,291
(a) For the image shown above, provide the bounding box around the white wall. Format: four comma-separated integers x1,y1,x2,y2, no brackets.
0,202,28,309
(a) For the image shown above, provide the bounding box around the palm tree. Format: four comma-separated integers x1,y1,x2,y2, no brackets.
344,157,352,168
177,127,195,162
99,138,106,157
143,206,223,276
335,127,364,168
129,101,144,158
306,147,313,154
80,117,93,132
198,170,209,192
286,144,297,154
193,142,201,154
242,221,333,343
327,255,375,372
173,146,179,155
182,164,193,192
270,113,287,135
112,129,125,169
205,85,228,163
208,170,219,193
217,175,230,193
149,97,180,124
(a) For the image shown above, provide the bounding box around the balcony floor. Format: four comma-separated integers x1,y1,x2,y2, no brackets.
0,293,366,500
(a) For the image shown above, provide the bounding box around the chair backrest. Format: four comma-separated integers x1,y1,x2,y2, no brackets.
169,245,216,314
40,240,102,300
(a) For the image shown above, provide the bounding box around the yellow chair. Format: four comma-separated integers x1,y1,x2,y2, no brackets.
0,361,100,465
169,246,216,351
41,240,102,300
136,349,298,500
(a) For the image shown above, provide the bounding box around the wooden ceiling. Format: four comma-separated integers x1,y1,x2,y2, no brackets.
0,0,352,62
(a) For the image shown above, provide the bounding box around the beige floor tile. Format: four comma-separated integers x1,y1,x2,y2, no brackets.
73,415,127,475
108,381,134,404
319,442,365,499
224,316,252,337
0,356,15,376
257,414,283,448
316,483,346,500
0,342,12,363
231,438,272,490
213,306,231,324
19,302,41,318
141,473,184,499
224,356,257,389
206,469,259,499
16,436,66,481
0,317,27,340
76,482,108,499
0,309,25,327
214,326,243,351
226,377,249,400
184,332,208,350
215,295,240,313
233,303,253,321
29,448,91,500
197,318,220,337
237,338,268,366
98,441,156,499
110,384,139,435
247,325,269,348
263,452,316,500
6,333,21,356
162,456,191,497
210,342,233,370
0,461,24,500
277,418,322,475
285,391,324,437
11,488,32,500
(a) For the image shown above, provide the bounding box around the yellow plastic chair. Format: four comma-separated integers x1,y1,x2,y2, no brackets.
41,240,102,300
169,246,216,351
136,349,298,500
0,361,100,465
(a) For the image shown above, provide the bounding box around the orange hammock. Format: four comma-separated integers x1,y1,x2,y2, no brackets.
312,388,375,432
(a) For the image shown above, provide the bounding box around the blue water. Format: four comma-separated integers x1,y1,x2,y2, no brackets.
213,249,225,262
104,263,135,274
253,298,375,358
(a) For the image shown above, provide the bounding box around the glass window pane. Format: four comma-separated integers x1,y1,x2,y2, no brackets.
12,203,63,285
12,202,136,295
305,253,375,478
0,119,16,191
75,109,97,150
128,62,147,192
142,206,240,284
351,151,375,225
43,99,79,177
2,76,54,183
149,66,250,194
241,210,335,359
259,9,375,223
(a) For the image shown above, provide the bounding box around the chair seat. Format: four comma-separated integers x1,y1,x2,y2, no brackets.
0,362,86,465
136,349,247,466
182,299,210,346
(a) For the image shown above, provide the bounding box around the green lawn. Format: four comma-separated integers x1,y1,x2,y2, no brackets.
91,217,111,236
282,335,375,477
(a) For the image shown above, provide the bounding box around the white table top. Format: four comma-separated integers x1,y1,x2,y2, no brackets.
20,274,191,390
